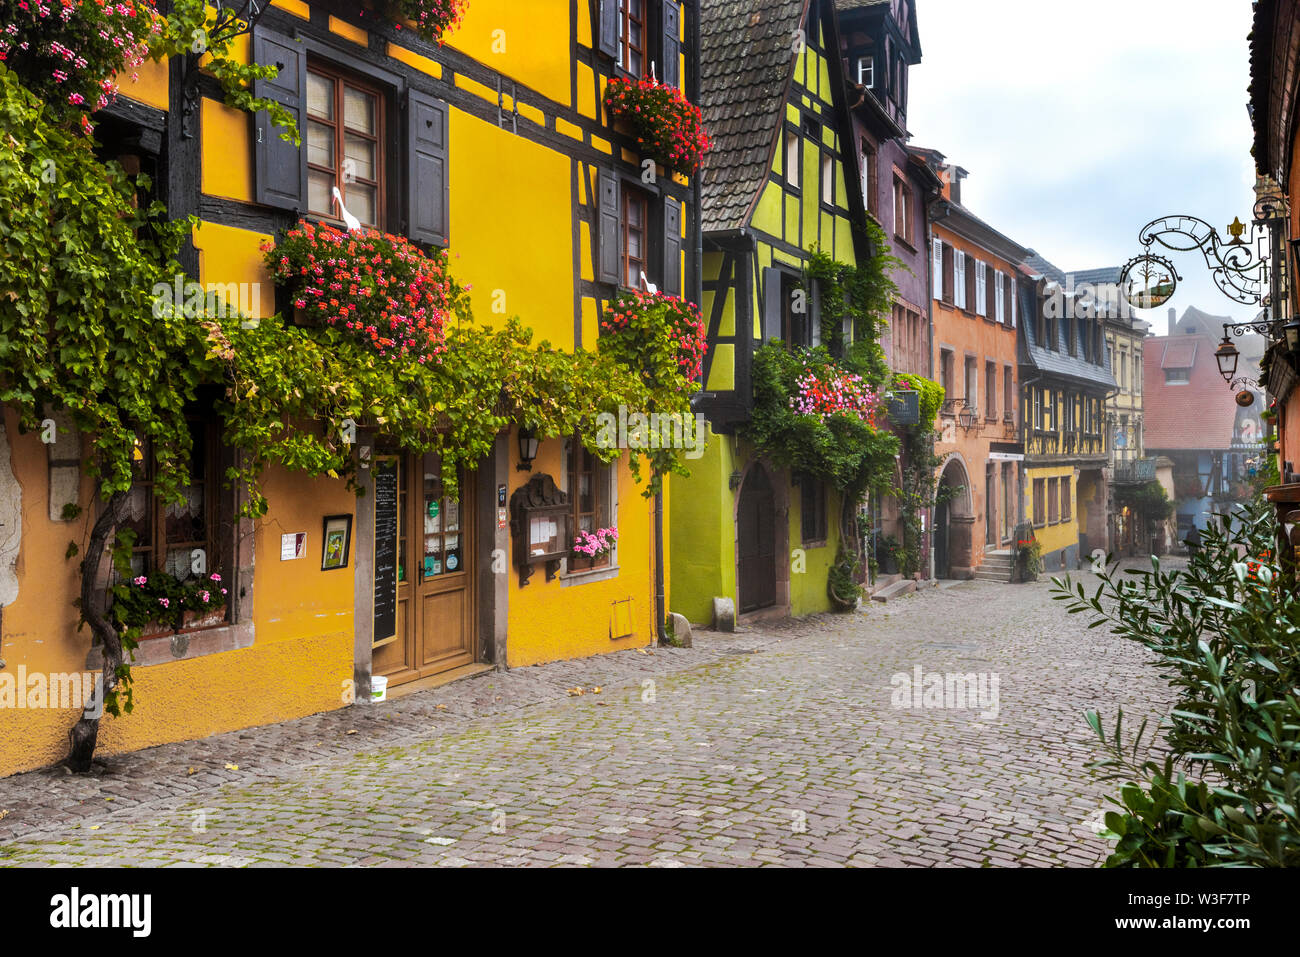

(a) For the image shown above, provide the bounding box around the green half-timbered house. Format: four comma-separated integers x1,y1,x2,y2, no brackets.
671,0,874,623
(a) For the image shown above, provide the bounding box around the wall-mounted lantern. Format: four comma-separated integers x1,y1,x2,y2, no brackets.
517,426,541,472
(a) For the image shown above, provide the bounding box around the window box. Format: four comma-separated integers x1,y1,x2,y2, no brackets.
181,605,228,632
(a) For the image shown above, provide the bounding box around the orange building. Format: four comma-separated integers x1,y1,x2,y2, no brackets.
916,156,1028,578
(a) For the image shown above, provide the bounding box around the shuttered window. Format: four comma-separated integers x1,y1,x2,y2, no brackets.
622,187,649,289
252,26,449,247
974,260,987,317
954,251,967,310
618,0,646,76
994,271,1005,323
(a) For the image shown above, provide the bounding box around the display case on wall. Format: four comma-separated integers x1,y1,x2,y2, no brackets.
509,473,571,586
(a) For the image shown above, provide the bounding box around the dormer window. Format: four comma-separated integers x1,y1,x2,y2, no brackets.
857,55,874,88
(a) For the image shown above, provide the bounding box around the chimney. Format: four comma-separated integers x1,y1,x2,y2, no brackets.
1168,307,1176,335
942,165,963,205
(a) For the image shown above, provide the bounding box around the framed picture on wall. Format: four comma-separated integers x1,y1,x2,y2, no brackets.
321,514,353,571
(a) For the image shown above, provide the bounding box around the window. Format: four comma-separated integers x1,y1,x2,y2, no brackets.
1047,478,1060,524
782,272,812,347
306,66,384,228
857,55,874,87
124,418,221,581
995,271,1006,324
985,361,997,420
1164,368,1190,385
1061,477,1072,522
1033,478,1046,526
822,153,834,205
569,440,614,572
964,355,977,410
954,251,967,310
892,305,923,376
942,243,955,303
892,176,914,245
940,348,955,403
617,0,646,76
786,128,800,188
975,261,988,317
800,475,828,544
1007,276,1016,328
1003,367,1014,424
1033,387,1042,430
862,141,879,217
621,186,649,289
1067,316,1077,356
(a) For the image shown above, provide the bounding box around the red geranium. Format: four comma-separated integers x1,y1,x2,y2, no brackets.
263,220,459,365
603,75,711,175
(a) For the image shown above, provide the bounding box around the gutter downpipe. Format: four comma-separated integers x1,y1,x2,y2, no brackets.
925,197,952,582
655,5,706,644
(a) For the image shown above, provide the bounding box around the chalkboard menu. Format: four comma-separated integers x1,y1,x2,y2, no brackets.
372,458,399,645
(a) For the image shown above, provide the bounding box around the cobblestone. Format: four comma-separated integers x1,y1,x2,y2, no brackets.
0,568,1175,866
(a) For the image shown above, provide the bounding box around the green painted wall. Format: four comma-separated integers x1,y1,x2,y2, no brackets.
668,428,737,625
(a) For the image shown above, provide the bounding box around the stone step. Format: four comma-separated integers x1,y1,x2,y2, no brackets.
871,579,917,603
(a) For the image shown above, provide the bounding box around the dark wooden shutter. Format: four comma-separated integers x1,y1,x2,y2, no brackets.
662,2,681,88
763,267,783,343
407,89,449,246
597,170,621,284
942,244,954,302
598,0,618,58
662,195,682,296
986,265,997,318
253,28,306,211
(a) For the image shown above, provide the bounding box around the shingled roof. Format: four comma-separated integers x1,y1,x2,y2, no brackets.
1144,334,1239,452
700,0,809,232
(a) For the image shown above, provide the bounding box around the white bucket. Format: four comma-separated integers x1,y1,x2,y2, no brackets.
369,674,388,703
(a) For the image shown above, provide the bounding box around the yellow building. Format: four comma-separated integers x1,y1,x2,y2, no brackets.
0,0,698,775
1019,255,1118,570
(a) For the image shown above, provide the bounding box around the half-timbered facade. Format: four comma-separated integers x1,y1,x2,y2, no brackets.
1019,253,1118,571
0,0,701,775
670,0,870,623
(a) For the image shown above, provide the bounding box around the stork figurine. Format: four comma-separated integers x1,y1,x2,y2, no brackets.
331,186,363,232
639,271,658,294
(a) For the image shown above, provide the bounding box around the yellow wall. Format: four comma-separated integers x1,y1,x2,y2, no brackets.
1026,465,1078,556
0,410,356,776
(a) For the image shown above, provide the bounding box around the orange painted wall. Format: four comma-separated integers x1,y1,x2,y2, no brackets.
932,224,1021,568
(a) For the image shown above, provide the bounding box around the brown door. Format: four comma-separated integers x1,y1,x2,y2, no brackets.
373,452,476,685
737,467,777,613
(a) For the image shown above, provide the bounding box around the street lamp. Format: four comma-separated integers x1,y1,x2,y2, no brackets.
1215,335,1240,383
1285,317,1300,354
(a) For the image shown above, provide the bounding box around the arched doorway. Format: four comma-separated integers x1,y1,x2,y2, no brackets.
737,465,777,612
935,457,974,579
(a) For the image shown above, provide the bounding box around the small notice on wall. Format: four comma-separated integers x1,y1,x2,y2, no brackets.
280,532,306,561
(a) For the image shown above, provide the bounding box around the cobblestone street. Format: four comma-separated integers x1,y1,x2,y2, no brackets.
0,571,1175,867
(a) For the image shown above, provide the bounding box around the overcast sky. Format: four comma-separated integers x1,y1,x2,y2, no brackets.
907,0,1259,335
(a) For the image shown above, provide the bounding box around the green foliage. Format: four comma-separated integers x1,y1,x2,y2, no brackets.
1014,536,1042,578
804,241,899,388
156,1,300,144
1052,499,1300,866
827,538,863,611
895,373,944,435
888,375,945,580
745,343,898,497
0,63,206,504
1114,480,1174,524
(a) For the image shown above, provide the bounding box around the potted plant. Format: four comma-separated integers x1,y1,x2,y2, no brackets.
112,574,185,638
603,76,712,176
1014,538,1043,583
181,573,229,631
878,535,902,575
571,527,618,566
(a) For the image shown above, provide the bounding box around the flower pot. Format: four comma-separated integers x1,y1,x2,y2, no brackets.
136,620,174,639
181,606,227,631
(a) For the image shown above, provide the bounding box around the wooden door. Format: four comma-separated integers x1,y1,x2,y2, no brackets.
737,467,777,613
373,452,476,685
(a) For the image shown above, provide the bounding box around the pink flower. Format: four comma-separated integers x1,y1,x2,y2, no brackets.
133,576,147,586
158,598,170,608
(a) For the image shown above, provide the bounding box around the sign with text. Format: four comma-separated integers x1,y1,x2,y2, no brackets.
372,458,399,646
